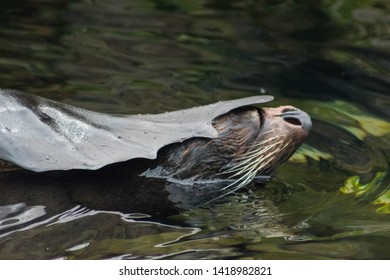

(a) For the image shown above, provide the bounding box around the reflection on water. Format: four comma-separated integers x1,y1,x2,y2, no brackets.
0,203,46,233
0,0,390,259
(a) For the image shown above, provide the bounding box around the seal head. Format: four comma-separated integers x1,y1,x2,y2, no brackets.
142,104,311,199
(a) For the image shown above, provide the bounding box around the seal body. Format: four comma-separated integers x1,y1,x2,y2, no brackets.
139,105,311,206
0,92,311,212
59,104,310,211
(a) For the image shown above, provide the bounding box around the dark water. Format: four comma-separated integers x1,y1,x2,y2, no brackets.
1,0,390,259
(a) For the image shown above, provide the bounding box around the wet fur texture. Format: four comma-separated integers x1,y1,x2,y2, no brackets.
143,105,310,201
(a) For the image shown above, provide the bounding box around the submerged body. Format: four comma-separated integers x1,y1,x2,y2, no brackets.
0,90,311,212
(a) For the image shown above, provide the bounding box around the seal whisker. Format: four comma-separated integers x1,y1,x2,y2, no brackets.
225,141,285,175
248,135,279,148
220,172,254,192
221,154,271,189
257,141,291,169
219,137,292,193
238,135,278,152
226,161,261,182
204,135,304,205
227,139,283,168
221,158,261,177
238,140,284,159
225,137,283,172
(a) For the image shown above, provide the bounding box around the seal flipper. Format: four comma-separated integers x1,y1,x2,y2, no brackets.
0,89,273,172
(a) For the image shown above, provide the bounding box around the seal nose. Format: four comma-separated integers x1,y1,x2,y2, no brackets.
281,107,312,133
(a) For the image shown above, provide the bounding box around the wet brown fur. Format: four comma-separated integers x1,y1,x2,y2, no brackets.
145,105,309,187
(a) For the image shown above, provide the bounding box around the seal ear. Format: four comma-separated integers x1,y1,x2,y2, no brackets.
0,89,273,172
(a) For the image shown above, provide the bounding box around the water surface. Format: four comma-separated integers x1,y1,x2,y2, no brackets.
0,0,390,259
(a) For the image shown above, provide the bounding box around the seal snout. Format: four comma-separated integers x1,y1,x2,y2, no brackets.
280,106,312,135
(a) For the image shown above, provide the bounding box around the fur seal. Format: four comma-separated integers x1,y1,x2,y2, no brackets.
0,89,311,208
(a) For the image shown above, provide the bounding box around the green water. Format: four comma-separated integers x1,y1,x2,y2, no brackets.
0,0,390,259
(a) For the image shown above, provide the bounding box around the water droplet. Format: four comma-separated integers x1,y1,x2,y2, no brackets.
100,144,108,148
144,130,150,134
